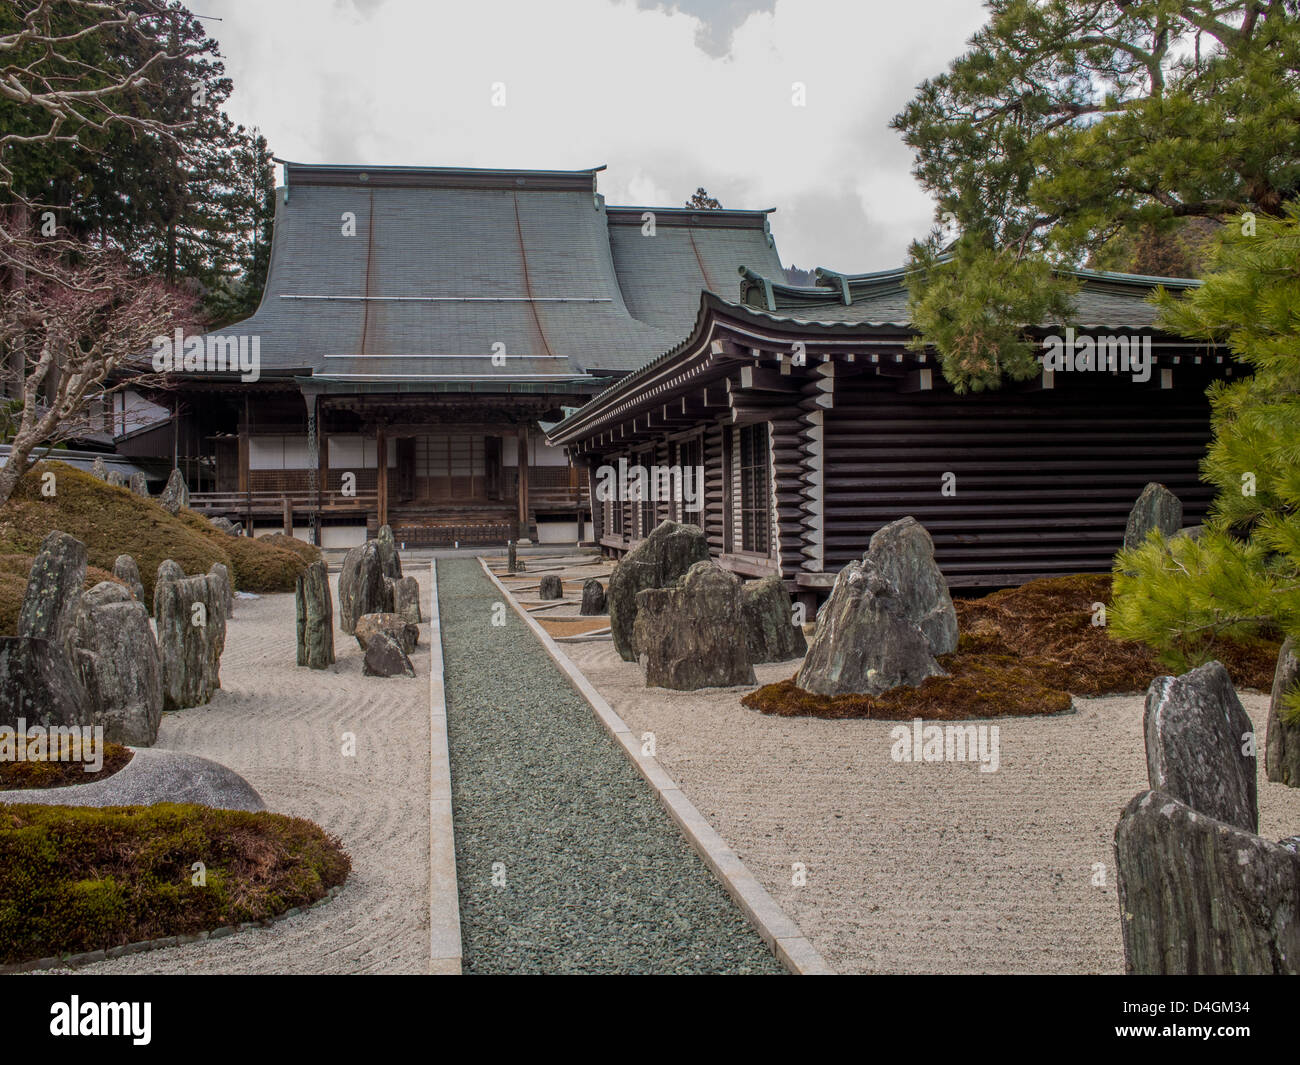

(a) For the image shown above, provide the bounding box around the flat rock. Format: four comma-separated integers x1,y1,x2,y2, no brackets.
355,612,418,655
608,520,710,662
1124,482,1183,550
363,631,415,678
0,747,265,812
633,560,755,690
740,574,807,663
1144,660,1256,832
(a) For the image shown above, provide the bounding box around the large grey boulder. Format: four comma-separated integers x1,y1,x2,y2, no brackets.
72,594,163,745
0,637,88,729
113,554,146,607
1266,637,1300,786
376,524,402,580
867,517,957,655
355,612,418,655
387,576,421,625
796,556,944,697
539,574,563,600
17,531,88,660
608,520,710,662
1115,789,1300,974
208,561,234,621
295,560,335,670
633,561,755,691
741,575,808,664
580,578,606,616
338,541,388,635
128,472,148,497
363,631,415,678
208,515,240,536
90,456,108,480
154,574,227,710
1144,661,1256,833
158,467,189,515
156,559,185,586
1123,482,1183,550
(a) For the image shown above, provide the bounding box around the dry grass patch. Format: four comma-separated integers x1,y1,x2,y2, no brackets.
0,742,133,790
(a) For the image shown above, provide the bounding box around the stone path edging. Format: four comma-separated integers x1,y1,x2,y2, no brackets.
428,559,463,975
476,557,833,975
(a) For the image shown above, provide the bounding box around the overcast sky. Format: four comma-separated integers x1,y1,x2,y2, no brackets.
200,0,990,272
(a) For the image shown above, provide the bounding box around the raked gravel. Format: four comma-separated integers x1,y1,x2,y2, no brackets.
437,558,783,975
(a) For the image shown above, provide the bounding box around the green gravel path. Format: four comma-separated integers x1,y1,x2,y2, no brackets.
437,558,784,975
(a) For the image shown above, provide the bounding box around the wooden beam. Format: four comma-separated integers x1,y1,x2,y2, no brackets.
376,424,388,529
516,423,530,533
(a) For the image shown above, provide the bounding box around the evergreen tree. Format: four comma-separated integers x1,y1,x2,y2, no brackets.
1110,203,1300,705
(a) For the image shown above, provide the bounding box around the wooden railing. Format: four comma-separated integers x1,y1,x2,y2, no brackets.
189,490,377,516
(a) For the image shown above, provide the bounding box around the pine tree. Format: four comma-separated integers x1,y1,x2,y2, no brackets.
1110,202,1300,704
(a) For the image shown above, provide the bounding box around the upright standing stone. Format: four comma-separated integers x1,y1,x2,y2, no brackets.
113,554,146,606
376,524,402,579
867,517,958,655
128,472,149,497
337,541,387,635
72,592,163,745
1144,661,1257,833
507,541,525,573
1266,637,1300,786
159,468,190,515
741,575,808,663
633,561,755,690
538,574,563,600
105,470,126,488
387,576,421,625
90,456,108,480
580,578,606,616
0,637,88,729
208,561,235,621
1116,789,1300,974
154,574,227,710
17,531,88,660
156,559,185,586
1123,482,1184,550
295,560,335,670
608,520,710,662
796,556,944,697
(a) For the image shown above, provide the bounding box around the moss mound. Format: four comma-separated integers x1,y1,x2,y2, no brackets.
0,555,122,638
743,573,1280,720
256,532,322,566
0,742,132,790
0,803,350,964
0,462,229,608
178,512,305,593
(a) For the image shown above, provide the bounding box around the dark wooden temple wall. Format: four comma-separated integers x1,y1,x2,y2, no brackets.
818,369,1218,587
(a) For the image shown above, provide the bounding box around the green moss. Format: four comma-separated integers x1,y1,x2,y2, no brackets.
0,803,350,964
178,512,306,593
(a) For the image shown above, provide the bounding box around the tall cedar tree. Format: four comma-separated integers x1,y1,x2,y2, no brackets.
892,0,1300,392
1110,203,1300,706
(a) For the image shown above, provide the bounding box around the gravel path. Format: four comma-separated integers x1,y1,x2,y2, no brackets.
437,558,783,975
63,569,434,975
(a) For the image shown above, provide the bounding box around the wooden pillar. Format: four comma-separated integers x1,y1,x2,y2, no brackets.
376,424,388,529
282,494,293,536
516,423,530,536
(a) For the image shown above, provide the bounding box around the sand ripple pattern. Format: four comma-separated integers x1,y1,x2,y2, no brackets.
71,570,433,975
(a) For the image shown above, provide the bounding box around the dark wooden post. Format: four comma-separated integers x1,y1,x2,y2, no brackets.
376,424,388,530
516,423,529,539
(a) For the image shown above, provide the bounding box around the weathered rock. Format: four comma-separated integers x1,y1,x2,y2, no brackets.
867,517,958,655
208,561,234,621
295,560,335,670
363,631,415,678
158,467,189,515
1144,661,1256,833
0,637,88,729
355,612,418,655
17,530,88,659
90,456,108,480
337,541,387,635
580,578,606,616
508,541,525,573
128,472,148,497
1123,482,1183,550
740,575,808,663
376,524,402,579
633,561,755,690
105,470,126,488
72,597,163,745
113,554,146,606
608,520,710,662
156,559,185,585
796,556,944,697
1173,524,1206,543
1266,637,1300,786
387,576,421,625
153,574,227,710
208,515,240,536
1115,789,1300,974
539,574,563,600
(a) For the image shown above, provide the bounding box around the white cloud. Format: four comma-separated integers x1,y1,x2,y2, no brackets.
205,0,988,272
